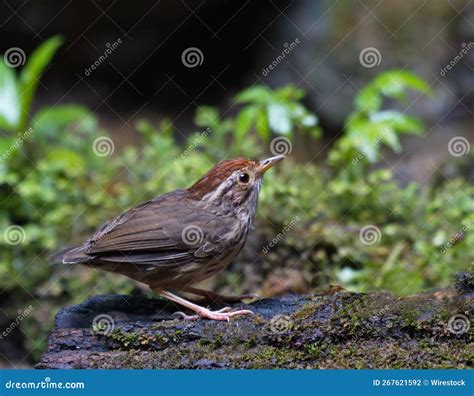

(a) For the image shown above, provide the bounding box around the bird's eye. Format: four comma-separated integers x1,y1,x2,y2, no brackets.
239,172,250,184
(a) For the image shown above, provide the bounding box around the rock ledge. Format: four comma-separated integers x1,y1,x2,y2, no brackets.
37,276,473,369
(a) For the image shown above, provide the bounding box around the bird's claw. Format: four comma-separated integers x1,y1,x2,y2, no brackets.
172,311,198,320
216,307,233,313
173,308,254,321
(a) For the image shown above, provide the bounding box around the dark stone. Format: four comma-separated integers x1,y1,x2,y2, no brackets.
37,277,473,369
455,272,474,295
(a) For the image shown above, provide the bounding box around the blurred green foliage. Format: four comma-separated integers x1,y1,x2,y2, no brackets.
194,84,320,159
0,37,472,361
329,70,429,167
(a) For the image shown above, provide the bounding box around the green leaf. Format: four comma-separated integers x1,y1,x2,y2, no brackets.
301,114,318,128
255,109,270,141
275,85,304,101
0,60,20,131
379,126,401,152
392,70,430,93
234,86,273,104
347,117,394,163
136,120,158,141
289,103,318,127
19,36,63,130
330,70,429,168
374,70,430,100
158,118,174,136
370,111,424,135
355,85,382,113
0,137,15,158
377,77,405,100
267,103,292,134
235,106,258,143
363,143,378,163
194,106,220,128
32,105,95,137
42,148,86,176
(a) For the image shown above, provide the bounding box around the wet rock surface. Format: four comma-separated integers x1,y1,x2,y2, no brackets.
38,275,473,369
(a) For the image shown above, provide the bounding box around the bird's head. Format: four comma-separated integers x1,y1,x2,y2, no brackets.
188,155,285,218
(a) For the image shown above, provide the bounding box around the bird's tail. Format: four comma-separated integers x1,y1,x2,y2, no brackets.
50,245,91,265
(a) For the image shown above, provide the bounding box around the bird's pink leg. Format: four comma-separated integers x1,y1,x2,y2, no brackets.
183,286,258,303
157,290,254,321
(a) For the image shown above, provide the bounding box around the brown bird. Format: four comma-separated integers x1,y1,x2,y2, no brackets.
53,155,284,321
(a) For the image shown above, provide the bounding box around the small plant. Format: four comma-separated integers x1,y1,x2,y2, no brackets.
194,84,320,158
326,70,431,215
233,84,320,140
329,70,430,172
0,36,63,133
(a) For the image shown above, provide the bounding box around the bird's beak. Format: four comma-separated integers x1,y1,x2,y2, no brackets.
258,155,285,174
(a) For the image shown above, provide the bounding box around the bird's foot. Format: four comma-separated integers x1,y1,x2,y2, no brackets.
173,307,254,321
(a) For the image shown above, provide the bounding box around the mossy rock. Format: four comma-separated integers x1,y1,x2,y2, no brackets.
37,273,473,369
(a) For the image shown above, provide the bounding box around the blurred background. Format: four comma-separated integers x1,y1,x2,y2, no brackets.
0,0,472,367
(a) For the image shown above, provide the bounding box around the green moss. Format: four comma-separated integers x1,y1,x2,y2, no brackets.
305,343,321,357
66,334,471,369
170,329,185,343
292,301,322,321
198,334,223,350
41,284,471,369
243,335,258,349
240,346,305,368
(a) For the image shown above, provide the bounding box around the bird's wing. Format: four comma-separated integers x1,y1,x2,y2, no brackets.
83,191,233,265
